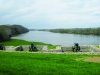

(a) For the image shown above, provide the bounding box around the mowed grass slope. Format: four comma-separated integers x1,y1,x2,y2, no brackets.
1,39,50,46
0,52,100,75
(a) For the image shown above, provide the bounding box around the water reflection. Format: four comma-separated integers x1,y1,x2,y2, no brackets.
12,31,100,46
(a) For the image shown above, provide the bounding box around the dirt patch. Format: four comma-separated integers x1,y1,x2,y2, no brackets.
76,57,100,63
84,57,100,63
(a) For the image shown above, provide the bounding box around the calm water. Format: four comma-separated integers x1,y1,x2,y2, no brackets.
12,31,100,46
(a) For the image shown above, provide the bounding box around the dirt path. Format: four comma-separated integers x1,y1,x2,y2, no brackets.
76,57,100,63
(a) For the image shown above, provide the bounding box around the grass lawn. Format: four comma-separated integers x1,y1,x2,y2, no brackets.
48,45,56,50
0,39,50,46
0,52,100,75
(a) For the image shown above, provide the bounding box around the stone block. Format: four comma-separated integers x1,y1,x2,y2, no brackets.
5,46,15,52
36,45,44,50
22,45,29,50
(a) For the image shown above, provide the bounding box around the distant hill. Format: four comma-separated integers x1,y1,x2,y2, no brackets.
0,24,29,42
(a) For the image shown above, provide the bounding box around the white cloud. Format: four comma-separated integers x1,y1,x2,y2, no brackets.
0,0,100,28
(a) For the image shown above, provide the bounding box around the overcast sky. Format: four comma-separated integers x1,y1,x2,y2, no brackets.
0,0,100,29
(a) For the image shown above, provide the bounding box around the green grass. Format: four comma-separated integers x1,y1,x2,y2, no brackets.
48,45,56,50
96,45,99,48
0,52,100,75
0,39,50,46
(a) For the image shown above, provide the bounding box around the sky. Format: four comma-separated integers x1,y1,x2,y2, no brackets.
0,0,100,29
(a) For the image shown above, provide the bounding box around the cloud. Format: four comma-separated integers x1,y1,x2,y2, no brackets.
0,0,100,28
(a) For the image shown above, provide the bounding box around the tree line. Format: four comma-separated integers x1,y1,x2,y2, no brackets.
0,24,29,42
43,27,100,35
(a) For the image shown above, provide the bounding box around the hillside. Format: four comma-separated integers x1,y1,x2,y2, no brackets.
0,24,29,42
0,52,100,75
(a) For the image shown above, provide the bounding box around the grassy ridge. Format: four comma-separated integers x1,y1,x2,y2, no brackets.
0,39,49,46
0,52,100,75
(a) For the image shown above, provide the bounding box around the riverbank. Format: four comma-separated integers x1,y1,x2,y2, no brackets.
0,39,51,46
0,39,100,55
1,39,100,52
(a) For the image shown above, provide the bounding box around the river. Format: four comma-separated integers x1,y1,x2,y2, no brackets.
12,31,100,46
